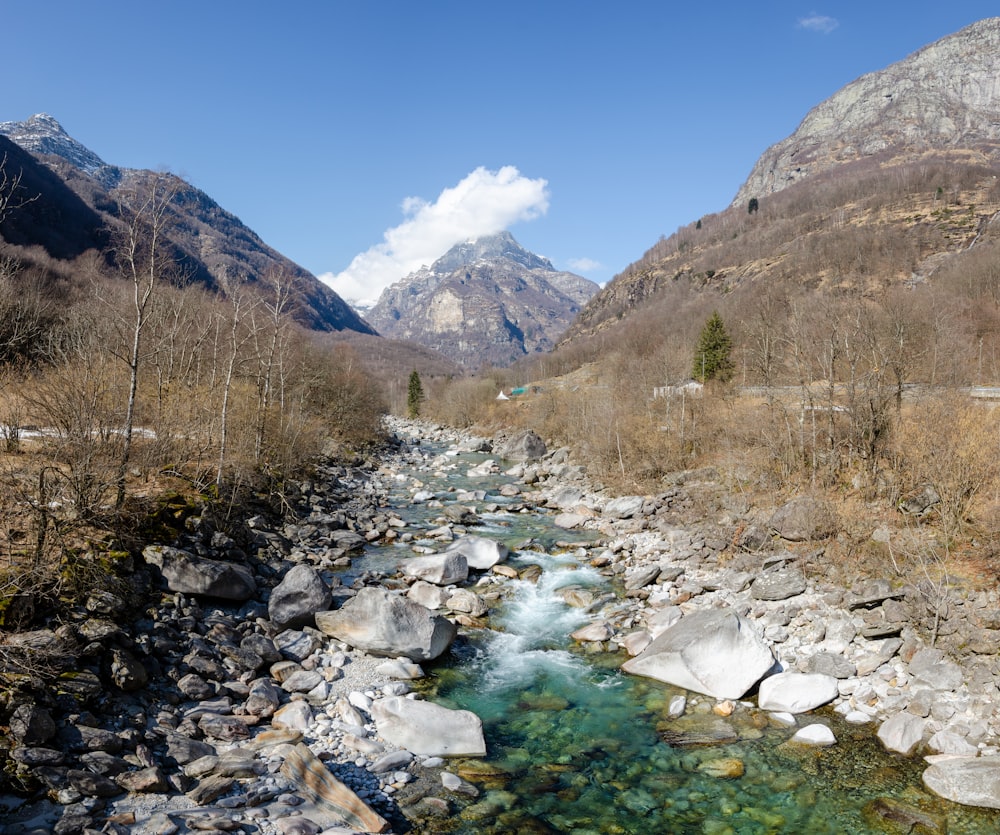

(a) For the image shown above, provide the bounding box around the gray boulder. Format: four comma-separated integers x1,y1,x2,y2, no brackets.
315,587,457,661
371,697,485,757
751,567,807,601
444,535,509,570
496,430,547,462
923,757,1000,809
402,552,468,586
767,497,836,542
757,672,839,713
621,605,774,700
603,496,646,519
143,545,256,601
269,565,332,630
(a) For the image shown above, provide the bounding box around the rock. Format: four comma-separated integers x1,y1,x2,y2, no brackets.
245,678,283,717
751,567,807,601
9,704,56,745
801,651,856,679
402,551,469,586
143,546,256,601
496,430,547,462
116,766,170,793
274,629,321,662
315,586,457,661
862,797,946,835
571,622,613,643
280,743,390,832
407,580,449,610
757,672,839,714
625,565,662,591
446,588,488,616
109,649,149,691
375,658,425,680
767,497,836,542
621,631,652,656
553,513,588,529
927,730,979,756
272,701,314,733
198,713,250,742
371,696,486,757
621,605,775,700
922,756,1000,809
790,724,837,746
444,535,510,570
908,647,964,691
697,757,745,778
877,713,926,755
269,565,332,630
603,496,646,519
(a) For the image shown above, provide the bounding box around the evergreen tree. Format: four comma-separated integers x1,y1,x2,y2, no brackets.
692,311,734,383
407,370,425,418
747,197,759,214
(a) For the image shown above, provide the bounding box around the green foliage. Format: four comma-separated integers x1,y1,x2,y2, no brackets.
407,370,425,418
747,197,759,214
692,311,734,383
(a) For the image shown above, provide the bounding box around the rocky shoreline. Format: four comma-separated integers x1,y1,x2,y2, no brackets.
2,416,1000,833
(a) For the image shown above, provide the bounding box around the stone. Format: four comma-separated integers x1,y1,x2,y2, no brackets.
621,605,775,700
280,743,390,832
922,757,1000,809
446,588,488,616
407,581,449,610
553,513,588,529
245,678,283,717
927,730,979,756
604,496,646,519
402,551,469,586
801,651,856,679
877,713,926,755
697,757,745,778
757,672,839,714
571,622,613,643
9,704,56,745
375,658,425,680
767,497,836,542
444,535,510,570
370,696,486,757
109,649,149,691
862,797,946,834
790,724,837,746
198,713,250,742
751,567,807,601
496,430,547,462
315,587,457,661
116,766,170,793
908,647,964,691
269,565,332,630
272,701,314,733
143,545,256,600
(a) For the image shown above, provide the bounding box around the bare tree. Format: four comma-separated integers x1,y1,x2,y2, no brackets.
109,172,180,508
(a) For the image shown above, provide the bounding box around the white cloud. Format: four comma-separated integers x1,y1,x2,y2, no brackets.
320,166,549,307
797,13,839,34
568,257,603,273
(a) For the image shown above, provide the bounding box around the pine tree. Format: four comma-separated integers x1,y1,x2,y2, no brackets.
692,311,734,383
407,370,425,418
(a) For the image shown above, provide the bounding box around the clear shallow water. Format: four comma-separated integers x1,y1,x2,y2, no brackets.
367,442,1000,834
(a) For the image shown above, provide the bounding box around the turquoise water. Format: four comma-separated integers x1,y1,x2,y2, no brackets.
368,443,1000,834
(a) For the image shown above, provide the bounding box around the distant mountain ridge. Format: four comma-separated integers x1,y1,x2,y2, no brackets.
367,231,599,368
733,17,1000,206
0,114,374,334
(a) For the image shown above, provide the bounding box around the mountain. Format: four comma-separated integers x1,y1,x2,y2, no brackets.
0,114,374,334
366,231,599,369
733,17,1000,207
562,17,1000,345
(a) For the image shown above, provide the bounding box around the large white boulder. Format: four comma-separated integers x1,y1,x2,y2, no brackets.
758,672,839,714
444,535,509,570
371,697,485,757
402,551,468,586
621,606,774,700
315,587,457,661
923,757,1000,809
877,712,926,755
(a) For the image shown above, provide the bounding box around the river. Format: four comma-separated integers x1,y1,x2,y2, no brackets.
355,430,999,834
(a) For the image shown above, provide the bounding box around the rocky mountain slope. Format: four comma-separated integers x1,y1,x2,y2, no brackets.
0,114,374,334
732,17,1000,207
366,231,598,369
562,17,1000,345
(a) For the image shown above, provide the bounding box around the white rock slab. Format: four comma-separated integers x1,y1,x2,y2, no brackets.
922,757,1000,809
757,672,839,714
877,712,926,755
621,606,775,700
791,724,836,746
371,697,485,757
444,535,510,570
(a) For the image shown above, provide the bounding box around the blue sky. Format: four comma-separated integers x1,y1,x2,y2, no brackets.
5,2,999,305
